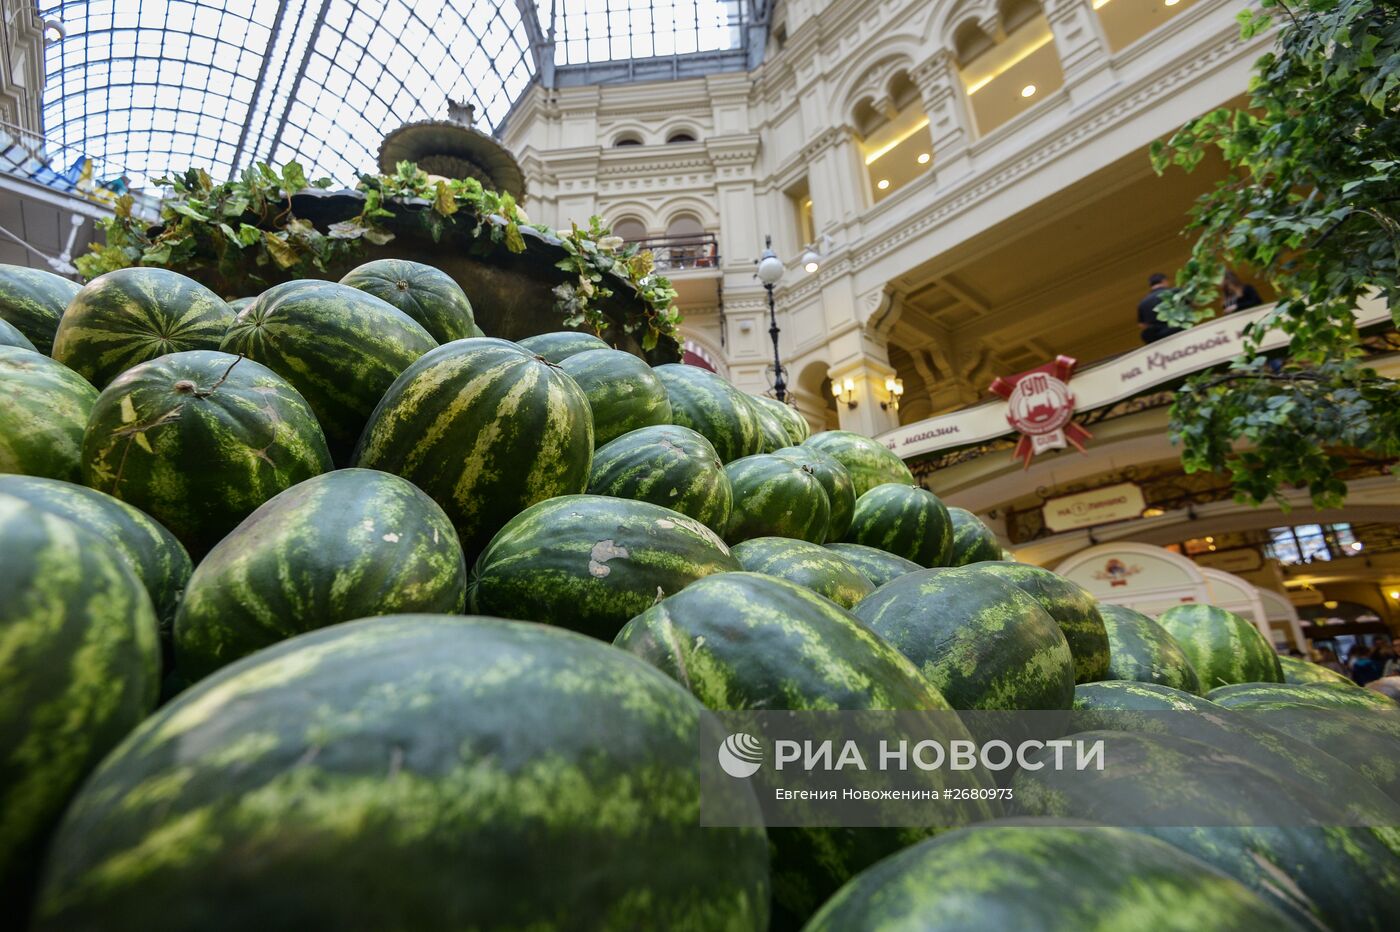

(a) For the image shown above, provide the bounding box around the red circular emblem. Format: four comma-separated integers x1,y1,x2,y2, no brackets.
1006,373,1074,436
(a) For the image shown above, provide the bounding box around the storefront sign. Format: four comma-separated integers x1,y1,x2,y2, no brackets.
990,356,1093,468
1194,548,1263,573
1041,482,1145,533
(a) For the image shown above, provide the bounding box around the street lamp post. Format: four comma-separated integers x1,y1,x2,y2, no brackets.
757,234,787,402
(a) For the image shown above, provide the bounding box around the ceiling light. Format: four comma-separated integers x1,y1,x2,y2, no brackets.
1165,0,1180,5
1349,541,1364,551
1142,507,1164,517
876,179,890,190
917,153,931,165
1323,600,1338,609
1390,590,1400,600
1205,537,1214,543
1020,84,1037,98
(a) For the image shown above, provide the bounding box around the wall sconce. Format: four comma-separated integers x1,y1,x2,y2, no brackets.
831,376,857,409
881,376,904,412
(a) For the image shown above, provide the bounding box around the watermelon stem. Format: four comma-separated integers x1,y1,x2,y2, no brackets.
197,354,244,398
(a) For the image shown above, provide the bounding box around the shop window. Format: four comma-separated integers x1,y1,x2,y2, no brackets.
956,2,1065,136
855,70,934,204
1094,0,1202,53
1264,523,1361,564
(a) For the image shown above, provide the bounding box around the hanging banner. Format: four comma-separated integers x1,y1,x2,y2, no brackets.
1041,482,1145,533
989,355,1093,468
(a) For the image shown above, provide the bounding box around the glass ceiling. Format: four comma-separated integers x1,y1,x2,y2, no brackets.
37,0,753,189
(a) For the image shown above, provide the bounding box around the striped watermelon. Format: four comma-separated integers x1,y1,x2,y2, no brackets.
587,424,732,532
0,263,79,355
518,330,610,363
339,258,483,342
0,495,159,904
52,268,235,387
353,338,594,558
824,542,922,588
221,279,437,461
805,822,1299,932
747,396,791,453
1206,681,1395,711
772,444,855,540
468,494,742,640
947,506,1001,565
174,469,467,680
1156,604,1283,690
802,430,913,497
654,363,762,463
81,350,332,556
751,395,810,445
845,483,953,567
0,346,98,483
853,567,1075,710
1073,680,1220,713
1097,603,1202,694
558,348,672,446
227,297,256,312
722,453,830,544
0,317,36,351
615,572,996,922
730,537,875,609
1279,655,1355,686
33,615,771,931
966,561,1112,683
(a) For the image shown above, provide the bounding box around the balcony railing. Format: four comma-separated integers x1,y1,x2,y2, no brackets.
0,118,137,207
625,232,720,272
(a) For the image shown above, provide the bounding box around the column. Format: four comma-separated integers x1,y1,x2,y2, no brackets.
1044,0,1117,107
828,356,901,436
911,51,975,182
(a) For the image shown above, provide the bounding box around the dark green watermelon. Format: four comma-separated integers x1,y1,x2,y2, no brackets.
1278,654,1355,687
772,445,855,541
824,542,922,588
81,350,332,556
1073,680,1219,713
221,279,437,461
853,567,1075,710
1098,603,1201,694
723,453,830,544
730,537,874,609
174,469,467,680
845,484,952,567
52,268,235,387
947,506,1001,565
802,430,913,497
353,338,594,558
1156,604,1283,690
747,396,791,452
0,263,79,355
615,572,995,922
518,330,610,362
0,316,36,351
587,424,732,532
965,561,1112,683
654,363,762,462
468,494,742,640
33,615,770,931
751,395,809,445
1242,706,1400,806
1206,681,1395,711
0,346,98,483
558,348,672,446
339,258,483,342
805,821,1298,932
0,495,159,905
227,297,256,312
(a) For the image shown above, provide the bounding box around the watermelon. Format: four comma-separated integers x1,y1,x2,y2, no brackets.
772,445,855,540
518,330,610,362
730,537,875,609
81,350,332,556
802,429,913,497
0,346,98,483
747,396,791,452
174,469,467,680
52,268,235,387
1097,603,1201,694
587,424,732,532
615,572,996,922
722,453,830,544
0,495,159,905
1241,706,1400,805
1206,681,1395,711
558,348,672,446
339,258,483,342
221,279,437,461
468,494,742,640
0,316,36,351
947,506,1001,565
1156,604,1283,690
965,561,1112,683
353,338,594,558
805,821,1298,932
845,484,952,567
0,475,191,632
1074,679,1216,712
1279,654,1355,686
823,542,921,588
654,363,762,462
32,615,771,931
227,297,256,312
853,567,1075,711
751,395,809,445
0,263,79,354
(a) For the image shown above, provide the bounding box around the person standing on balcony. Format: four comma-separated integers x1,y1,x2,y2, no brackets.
1137,273,1183,344
1222,270,1263,314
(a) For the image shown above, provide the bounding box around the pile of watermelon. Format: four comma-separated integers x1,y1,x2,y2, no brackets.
2,259,1398,931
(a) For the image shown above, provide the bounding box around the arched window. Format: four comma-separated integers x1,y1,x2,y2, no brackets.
663,214,713,269
666,131,697,144
612,218,647,243
956,2,1065,136
856,68,934,204
613,133,643,147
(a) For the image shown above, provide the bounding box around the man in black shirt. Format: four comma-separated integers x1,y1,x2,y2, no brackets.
1137,273,1183,344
